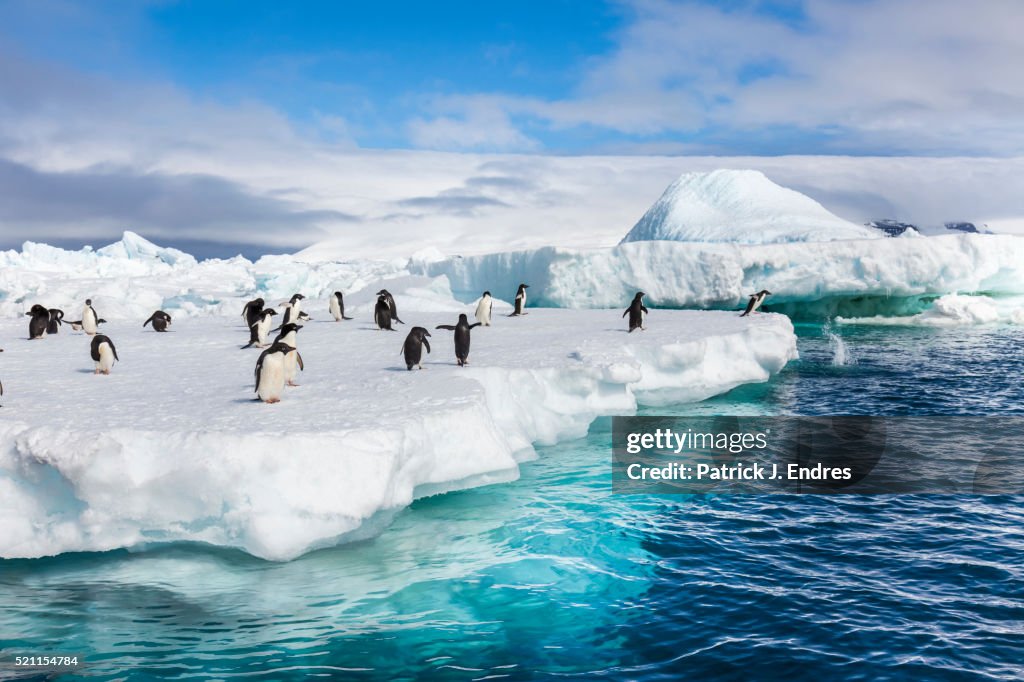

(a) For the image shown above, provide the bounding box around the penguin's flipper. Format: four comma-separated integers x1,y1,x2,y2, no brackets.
469,323,482,329
423,338,431,354
342,315,353,320
436,325,457,331
622,309,629,318
295,351,304,372
143,315,155,327
642,306,649,314
109,340,119,362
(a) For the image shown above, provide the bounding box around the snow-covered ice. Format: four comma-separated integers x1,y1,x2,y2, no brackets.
0,307,796,561
620,169,881,244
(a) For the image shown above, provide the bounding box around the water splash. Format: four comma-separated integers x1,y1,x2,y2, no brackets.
824,320,856,366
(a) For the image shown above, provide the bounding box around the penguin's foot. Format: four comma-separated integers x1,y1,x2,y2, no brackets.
287,381,299,387
264,398,280,404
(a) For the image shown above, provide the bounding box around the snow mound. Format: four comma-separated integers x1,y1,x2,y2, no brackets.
416,233,1024,317
0,310,796,561
621,169,881,244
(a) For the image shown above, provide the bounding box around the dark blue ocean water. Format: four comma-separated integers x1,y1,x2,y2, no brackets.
1,324,1022,681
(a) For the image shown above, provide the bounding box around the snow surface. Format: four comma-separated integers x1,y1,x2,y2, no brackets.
0,308,796,561
620,170,881,244
417,233,1024,313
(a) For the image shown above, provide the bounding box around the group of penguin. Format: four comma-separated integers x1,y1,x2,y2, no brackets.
18,299,175,379
243,284,532,403
0,284,772,407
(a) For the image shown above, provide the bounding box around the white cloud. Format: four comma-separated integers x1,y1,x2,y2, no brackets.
409,0,1024,155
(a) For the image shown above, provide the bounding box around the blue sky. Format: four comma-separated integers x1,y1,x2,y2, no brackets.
4,0,1019,156
0,0,1021,256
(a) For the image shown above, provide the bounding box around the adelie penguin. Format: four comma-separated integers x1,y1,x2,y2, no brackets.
329,291,353,321
27,304,50,340
740,290,772,317
374,293,396,331
508,284,529,316
243,308,278,348
254,341,297,404
401,327,431,370
436,314,482,367
475,291,493,326
47,308,64,335
376,289,404,325
143,310,173,332
623,292,649,332
281,294,307,325
242,297,265,345
80,299,100,335
272,322,304,386
91,334,119,375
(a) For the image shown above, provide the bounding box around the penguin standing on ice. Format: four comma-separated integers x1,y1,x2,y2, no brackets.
623,292,649,332
242,298,265,345
243,308,277,348
329,291,353,321
475,291,493,326
254,342,295,404
143,310,172,332
401,327,431,370
281,294,308,325
27,305,50,339
740,290,772,317
47,308,64,335
376,290,404,325
436,314,482,367
80,299,100,335
508,284,529,316
272,322,304,386
90,334,119,374
375,294,395,331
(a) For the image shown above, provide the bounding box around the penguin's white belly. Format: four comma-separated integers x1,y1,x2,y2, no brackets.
475,298,491,325
257,354,286,402
329,298,341,321
96,344,115,373
284,350,299,382
256,319,270,346
83,310,97,334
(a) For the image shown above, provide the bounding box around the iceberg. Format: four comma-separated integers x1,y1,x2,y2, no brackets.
621,169,881,244
0,310,796,560
415,233,1024,318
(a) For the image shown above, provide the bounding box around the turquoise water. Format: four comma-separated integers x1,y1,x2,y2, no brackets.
1,324,1023,680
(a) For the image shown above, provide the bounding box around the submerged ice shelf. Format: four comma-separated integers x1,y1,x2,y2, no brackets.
0,309,796,561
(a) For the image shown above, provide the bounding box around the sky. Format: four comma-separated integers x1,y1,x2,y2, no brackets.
0,0,1022,258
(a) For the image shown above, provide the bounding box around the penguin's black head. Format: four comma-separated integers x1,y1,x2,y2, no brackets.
30,304,48,316
85,299,92,305
458,313,469,323
254,297,265,306
280,323,303,333
519,283,529,289
265,308,278,316
377,289,391,297
292,294,305,302
482,291,491,297
334,291,342,297
635,291,646,299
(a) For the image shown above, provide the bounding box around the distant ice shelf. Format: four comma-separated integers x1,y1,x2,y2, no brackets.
0,309,796,561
